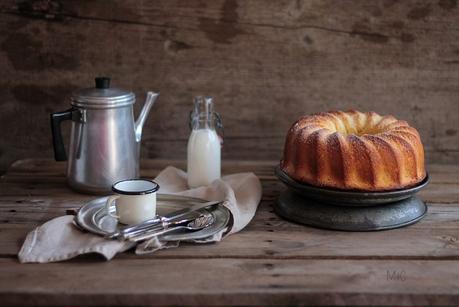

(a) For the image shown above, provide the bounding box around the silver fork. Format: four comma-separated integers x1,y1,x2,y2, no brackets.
111,212,205,240
105,200,222,240
127,213,214,242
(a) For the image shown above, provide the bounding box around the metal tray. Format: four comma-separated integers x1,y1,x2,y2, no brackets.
75,194,231,241
275,166,429,206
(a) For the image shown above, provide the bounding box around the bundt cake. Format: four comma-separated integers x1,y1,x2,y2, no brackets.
281,110,426,191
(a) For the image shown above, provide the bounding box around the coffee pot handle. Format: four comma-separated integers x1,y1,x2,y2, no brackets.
50,108,75,161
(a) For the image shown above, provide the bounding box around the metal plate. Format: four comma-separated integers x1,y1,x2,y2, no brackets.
75,194,231,241
275,189,427,231
275,166,429,206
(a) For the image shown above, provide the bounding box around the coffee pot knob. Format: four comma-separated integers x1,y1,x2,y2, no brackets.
95,77,110,89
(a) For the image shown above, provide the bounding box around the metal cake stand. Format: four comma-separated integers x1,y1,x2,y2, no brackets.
274,166,429,231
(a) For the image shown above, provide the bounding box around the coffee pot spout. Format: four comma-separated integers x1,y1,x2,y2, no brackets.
135,91,159,142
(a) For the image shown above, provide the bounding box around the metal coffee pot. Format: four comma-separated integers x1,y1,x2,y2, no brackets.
50,77,159,194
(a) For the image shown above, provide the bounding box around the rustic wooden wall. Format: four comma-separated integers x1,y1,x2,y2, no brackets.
1,0,458,172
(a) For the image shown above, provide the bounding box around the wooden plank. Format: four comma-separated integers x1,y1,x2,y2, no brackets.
3,225,459,260
1,177,457,204
1,195,457,227
427,164,459,183
5,159,458,184
0,258,458,306
1,200,458,259
1,0,459,172
4,159,277,177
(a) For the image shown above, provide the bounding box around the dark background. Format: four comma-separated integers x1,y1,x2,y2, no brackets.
1,0,458,173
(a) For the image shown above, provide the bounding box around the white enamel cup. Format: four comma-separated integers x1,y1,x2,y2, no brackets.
105,179,160,225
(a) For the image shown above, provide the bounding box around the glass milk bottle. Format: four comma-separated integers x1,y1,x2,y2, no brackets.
187,96,223,188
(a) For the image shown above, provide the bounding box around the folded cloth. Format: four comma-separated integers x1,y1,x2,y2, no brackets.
18,167,262,263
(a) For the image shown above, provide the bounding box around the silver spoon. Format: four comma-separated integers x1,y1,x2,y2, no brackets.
105,200,222,240
113,212,205,240
127,213,214,242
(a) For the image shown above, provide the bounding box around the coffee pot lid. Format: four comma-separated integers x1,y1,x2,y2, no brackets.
70,77,135,109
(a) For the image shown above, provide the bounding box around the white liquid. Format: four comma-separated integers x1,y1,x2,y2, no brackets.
187,129,221,188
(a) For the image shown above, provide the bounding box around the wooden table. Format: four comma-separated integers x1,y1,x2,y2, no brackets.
0,159,458,306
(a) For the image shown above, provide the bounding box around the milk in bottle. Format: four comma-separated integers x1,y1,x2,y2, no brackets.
187,96,223,188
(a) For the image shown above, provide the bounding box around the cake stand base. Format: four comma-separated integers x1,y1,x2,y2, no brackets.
275,189,427,231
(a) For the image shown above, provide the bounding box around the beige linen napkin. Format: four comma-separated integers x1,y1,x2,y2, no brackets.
18,167,262,263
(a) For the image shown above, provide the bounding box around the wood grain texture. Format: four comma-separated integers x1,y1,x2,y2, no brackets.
1,0,459,172
0,159,458,305
1,258,459,306
1,203,459,260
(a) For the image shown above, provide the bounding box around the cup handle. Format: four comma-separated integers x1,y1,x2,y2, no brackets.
105,195,120,219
